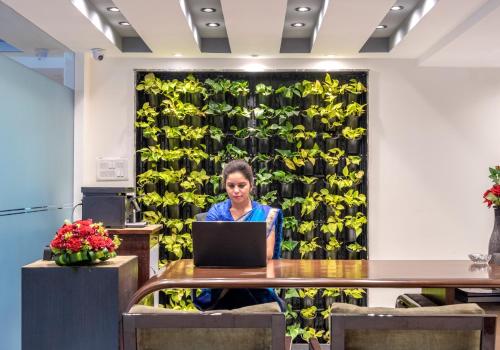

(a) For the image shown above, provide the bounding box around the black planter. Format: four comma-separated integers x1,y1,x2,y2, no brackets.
213,93,225,103
302,297,314,308
167,204,180,219
189,161,202,172
256,160,271,172
326,249,338,259
277,95,292,108
167,114,180,127
190,139,202,149
148,94,159,108
188,93,202,107
303,162,314,176
167,138,180,150
302,138,314,149
167,160,181,170
347,139,360,154
348,93,359,104
302,116,314,131
234,116,248,129
236,95,248,107
280,139,295,150
258,183,270,196
301,316,315,329
190,205,202,217
283,228,293,240
281,183,293,198
304,94,320,107
303,230,314,241
325,163,337,175
344,228,356,242
257,95,271,106
347,115,359,128
257,138,270,154
347,206,358,216
210,114,224,130
210,139,223,153
324,136,339,151
167,183,180,193
143,183,156,193
282,250,293,259
189,115,202,128
235,137,248,150
302,183,315,195
347,250,360,260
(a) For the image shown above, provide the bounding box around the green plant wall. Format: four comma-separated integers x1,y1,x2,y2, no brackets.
135,71,368,343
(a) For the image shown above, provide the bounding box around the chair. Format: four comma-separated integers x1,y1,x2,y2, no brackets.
323,303,496,350
123,303,292,350
195,212,208,222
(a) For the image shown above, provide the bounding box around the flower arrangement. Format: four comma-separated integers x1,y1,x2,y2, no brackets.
483,166,500,208
50,219,121,266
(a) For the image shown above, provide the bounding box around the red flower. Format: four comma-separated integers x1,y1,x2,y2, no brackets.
483,184,500,208
66,237,82,252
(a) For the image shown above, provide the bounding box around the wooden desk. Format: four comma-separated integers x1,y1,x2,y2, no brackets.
108,224,162,288
127,259,500,309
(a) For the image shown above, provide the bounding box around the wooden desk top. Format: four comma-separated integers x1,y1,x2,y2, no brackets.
107,224,162,235
126,259,500,309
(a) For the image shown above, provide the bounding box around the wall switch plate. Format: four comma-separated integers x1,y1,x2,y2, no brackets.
96,157,128,181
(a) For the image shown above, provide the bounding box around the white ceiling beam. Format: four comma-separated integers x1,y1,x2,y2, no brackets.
221,0,287,56
312,0,395,56
113,0,200,56
1,0,121,54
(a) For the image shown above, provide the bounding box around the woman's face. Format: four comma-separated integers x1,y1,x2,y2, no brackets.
225,171,252,205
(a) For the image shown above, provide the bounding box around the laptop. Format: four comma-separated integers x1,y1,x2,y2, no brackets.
192,221,267,268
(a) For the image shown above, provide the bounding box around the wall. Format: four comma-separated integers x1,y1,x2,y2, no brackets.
80,57,500,305
0,54,74,350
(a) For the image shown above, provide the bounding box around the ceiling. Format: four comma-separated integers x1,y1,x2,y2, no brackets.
1,0,500,66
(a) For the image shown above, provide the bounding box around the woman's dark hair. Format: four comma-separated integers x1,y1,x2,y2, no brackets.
222,159,254,187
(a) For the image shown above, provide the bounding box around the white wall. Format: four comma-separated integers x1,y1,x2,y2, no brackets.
79,57,500,305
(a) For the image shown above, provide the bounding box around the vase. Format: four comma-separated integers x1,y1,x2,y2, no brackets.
488,207,500,260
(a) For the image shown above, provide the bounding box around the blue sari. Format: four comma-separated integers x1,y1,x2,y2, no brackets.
193,199,284,310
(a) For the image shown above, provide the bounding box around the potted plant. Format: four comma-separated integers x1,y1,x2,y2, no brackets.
302,79,323,107
298,220,316,241
136,73,163,107
158,167,186,193
203,101,232,130
259,190,278,206
293,125,317,149
343,212,367,242
255,168,273,196
276,122,295,149
208,126,224,153
207,174,223,195
281,239,298,259
184,147,209,171
224,144,249,162
282,216,299,239
138,145,164,170
322,132,341,152
298,176,318,195
229,80,250,106
298,146,321,176
207,193,228,205
342,127,366,154
275,83,302,107
300,192,320,221
345,102,366,128
299,237,320,259
319,101,345,134
162,125,182,149
254,123,279,154
228,106,251,129
179,192,207,216
346,242,366,260
163,148,184,170
205,77,232,102
180,74,207,106
272,170,297,198
274,106,300,125
136,102,160,145
321,147,344,174
183,126,207,148
303,105,319,131
164,192,181,219
180,169,210,193
251,153,272,172
322,73,341,104
137,169,160,193
344,155,362,173
320,189,345,217
299,288,318,308
255,83,274,105
254,104,275,126
341,79,367,104
281,198,300,217
343,189,367,215
229,126,253,150
321,216,344,239
322,288,341,307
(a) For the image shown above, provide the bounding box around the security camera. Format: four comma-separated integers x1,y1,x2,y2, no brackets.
91,48,105,61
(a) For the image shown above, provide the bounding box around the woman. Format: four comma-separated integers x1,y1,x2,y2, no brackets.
193,159,284,310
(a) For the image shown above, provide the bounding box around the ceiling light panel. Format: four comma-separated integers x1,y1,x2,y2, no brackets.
184,0,230,53
280,0,324,53
81,0,151,52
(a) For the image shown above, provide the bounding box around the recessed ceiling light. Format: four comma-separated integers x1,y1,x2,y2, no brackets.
201,8,216,13
206,22,220,27
119,21,130,26
391,5,404,11
174,53,183,57
376,25,387,29
291,22,305,27
107,7,120,12
295,7,311,12
326,54,336,58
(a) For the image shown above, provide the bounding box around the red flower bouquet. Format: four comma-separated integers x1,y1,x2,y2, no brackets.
483,166,500,208
50,219,121,266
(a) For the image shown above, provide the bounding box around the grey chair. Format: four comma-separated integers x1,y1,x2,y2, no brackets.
123,303,291,350
322,303,496,350
195,212,208,222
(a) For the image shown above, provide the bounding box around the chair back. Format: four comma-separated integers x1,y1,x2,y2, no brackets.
329,303,496,350
195,212,208,222
123,305,286,350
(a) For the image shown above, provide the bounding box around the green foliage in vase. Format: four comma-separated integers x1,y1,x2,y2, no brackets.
163,288,198,310
320,216,344,235
275,83,302,99
300,305,318,319
161,99,204,120
343,212,367,237
136,73,163,95
274,106,300,124
179,74,207,97
207,193,228,205
255,169,273,186
293,125,317,148
281,239,299,252
224,144,248,161
343,189,366,207
183,147,209,165
180,169,210,191
325,237,342,252
208,126,224,142
228,106,251,119
299,288,318,299
345,102,366,117
299,238,321,258
322,73,341,103
229,80,250,96
342,126,366,140
204,78,232,96
272,170,296,184
347,242,367,253
343,288,366,299
203,101,233,115
179,192,208,209
302,79,324,97
300,192,321,217
259,190,278,205
298,221,316,235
